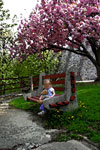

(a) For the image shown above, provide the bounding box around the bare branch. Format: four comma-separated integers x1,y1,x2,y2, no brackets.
48,44,97,66
49,44,88,56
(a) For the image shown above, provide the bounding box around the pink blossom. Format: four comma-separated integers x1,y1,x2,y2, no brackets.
9,0,100,59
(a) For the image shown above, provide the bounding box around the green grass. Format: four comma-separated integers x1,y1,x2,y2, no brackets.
9,97,40,113
9,84,100,146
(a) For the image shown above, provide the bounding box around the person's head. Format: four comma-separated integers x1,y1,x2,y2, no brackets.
43,79,51,89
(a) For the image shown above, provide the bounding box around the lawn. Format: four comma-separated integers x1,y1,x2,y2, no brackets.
9,96,40,113
9,83,100,146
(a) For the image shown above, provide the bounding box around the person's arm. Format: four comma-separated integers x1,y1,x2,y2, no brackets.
38,99,43,104
49,88,55,98
36,95,43,104
39,95,42,100
32,95,42,104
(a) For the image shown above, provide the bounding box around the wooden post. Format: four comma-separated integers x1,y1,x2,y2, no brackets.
70,72,78,110
30,76,33,92
3,82,6,95
60,72,78,111
23,76,32,101
64,72,72,101
38,72,45,92
20,78,23,89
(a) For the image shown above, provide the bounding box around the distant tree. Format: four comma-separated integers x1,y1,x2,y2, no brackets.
0,0,17,79
13,51,62,77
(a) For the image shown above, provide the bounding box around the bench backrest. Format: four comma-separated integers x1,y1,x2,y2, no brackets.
32,72,76,94
42,73,66,92
33,73,66,92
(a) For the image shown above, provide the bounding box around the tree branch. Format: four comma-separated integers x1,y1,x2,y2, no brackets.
48,44,97,66
48,44,88,56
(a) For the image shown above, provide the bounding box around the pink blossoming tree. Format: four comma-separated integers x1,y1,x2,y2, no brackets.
10,0,100,81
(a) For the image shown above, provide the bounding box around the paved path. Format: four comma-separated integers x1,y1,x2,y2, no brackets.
0,100,99,150
0,101,51,149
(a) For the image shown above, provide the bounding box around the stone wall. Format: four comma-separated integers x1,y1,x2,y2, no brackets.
58,51,97,81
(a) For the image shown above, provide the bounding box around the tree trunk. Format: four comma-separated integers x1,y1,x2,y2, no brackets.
77,56,86,81
58,51,71,73
94,50,100,82
95,66,100,82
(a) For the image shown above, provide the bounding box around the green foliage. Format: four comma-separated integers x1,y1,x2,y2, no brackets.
0,51,61,95
0,1,17,94
0,0,17,79
9,96,40,112
9,84,100,145
0,0,16,50
41,51,62,74
13,51,62,77
0,52,14,77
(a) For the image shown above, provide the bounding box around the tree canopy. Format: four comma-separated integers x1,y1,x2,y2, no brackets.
10,0,100,80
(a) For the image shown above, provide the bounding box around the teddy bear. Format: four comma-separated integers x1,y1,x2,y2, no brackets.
40,89,49,100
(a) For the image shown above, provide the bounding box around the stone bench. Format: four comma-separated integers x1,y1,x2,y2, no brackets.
23,72,78,111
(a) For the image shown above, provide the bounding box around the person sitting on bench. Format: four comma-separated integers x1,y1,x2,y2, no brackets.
38,79,55,116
